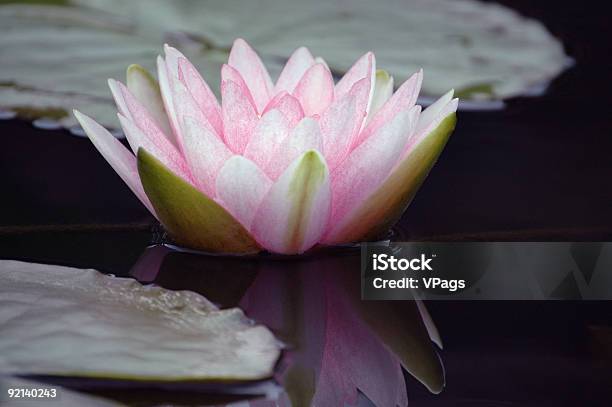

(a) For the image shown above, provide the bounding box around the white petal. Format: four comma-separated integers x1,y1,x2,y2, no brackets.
126,64,174,145
262,91,304,129
221,78,259,154
163,44,183,77
156,55,180,145
275,46,315,94
335,52,376,115
171,74,221,147
403,97,458,158
73,110,156,218
228,38,274,113
244,109,290,170
182,116,233,197
251,150,331,254
356,70,422,147
416,89,455,136
265,117,323,180
117,113,193,185
292,63,334,116
366,70,395,125
320,77,370,170
326,106,420,235
216,156,272,229
177,56,223,137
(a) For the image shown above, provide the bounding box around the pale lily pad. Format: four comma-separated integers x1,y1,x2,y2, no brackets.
0,260,280,381
0,3,227,129
75,0,570,102
0,0,569,128
137,148,261,254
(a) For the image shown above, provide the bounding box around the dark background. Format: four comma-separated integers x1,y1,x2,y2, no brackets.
1,0,611,405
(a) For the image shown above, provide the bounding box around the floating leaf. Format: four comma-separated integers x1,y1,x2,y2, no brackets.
0,260,280,381
0,2,228,129
0,0,570,128
75,0,570,101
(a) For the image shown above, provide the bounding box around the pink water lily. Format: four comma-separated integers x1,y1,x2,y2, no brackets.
74,39,457,254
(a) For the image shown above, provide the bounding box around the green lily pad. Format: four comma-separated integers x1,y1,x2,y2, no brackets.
0,260,280,381
330,113,456,243
137,148,261,254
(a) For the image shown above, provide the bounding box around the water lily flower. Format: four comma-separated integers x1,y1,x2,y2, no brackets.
74,39,457,254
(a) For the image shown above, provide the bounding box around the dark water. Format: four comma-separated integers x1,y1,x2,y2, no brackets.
1,229,611,406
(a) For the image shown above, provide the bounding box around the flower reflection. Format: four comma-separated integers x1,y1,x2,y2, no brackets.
132,246,443,406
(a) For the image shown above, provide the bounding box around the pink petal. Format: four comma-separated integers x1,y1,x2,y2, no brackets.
402,95,457,159
415,89,455,137
117,113,193,185
221,64,258,110
170,73,220,142
244,109,290,170
163,44,183,77
108,79,169,143
109,79,176,149
158,45,222,149
177,56,223,137
334,52,375,112
221,79,259,154
215,156,273,229
126,65,174,145
73,110,156,218
275,46,315,94
265,117,323,180
366,70,395,125
181,116,233,197
159,46,191,126
355,69,423,148
315,56,330,70
292,63,334,116
320,77,370,170
156,55,180,146
251,150,331,254
262,91,304,129
324,106,419,237
228,38,274,113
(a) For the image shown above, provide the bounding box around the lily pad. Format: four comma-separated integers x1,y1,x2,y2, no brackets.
0,2,227,129
0,260,280,381
75,0,570,102
0,0,570,128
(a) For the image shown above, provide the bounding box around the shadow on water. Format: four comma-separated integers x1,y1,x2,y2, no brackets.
126,244,443,406
1,229,611,406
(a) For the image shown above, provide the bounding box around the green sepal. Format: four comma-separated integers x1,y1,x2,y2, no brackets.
137,148,261,254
